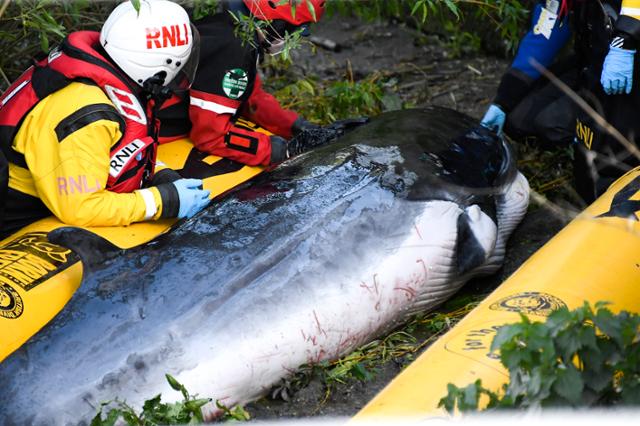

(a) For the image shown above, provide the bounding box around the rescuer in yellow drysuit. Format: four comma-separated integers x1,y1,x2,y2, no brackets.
0,0,210,239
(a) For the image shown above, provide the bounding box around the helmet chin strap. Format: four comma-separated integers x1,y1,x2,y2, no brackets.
265,38,286,55
256,27,286,55
142,72,173,163
142,72,172,104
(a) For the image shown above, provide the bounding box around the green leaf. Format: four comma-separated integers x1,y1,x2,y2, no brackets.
304,0,316,21
443,0,460,18
556,328,583,362
142,394,162,412
594,308,622,346
582,366,612,393
121,410,139,424
350,362,372,381
229,405,251,421
39,32,49,53
462,382,479,409
621,380,640,404
552,364,584,404
438,383,463,414
130,0,141,13
165,374,184,392
490,322,524,352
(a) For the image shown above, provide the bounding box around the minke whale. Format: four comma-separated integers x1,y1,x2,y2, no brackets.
0,107,529,424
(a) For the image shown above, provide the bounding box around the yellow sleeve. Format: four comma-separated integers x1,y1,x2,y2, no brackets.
15,82,164,227
621,0,640,19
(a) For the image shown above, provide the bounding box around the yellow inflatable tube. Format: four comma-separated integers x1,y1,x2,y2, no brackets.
355,167,640,419
0,121,266,362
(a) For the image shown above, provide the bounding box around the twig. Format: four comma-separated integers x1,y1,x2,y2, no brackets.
530,190,581,222
405,61,429,79
536,175,570,193
0,0,10,21
398,80,426,90
0,66,10,88
430,84,460,99
311,386,332,416
466,64,482,76
309,36,341,52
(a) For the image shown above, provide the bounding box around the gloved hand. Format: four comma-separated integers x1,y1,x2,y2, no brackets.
601,46,636,95
480,104,506,134
270,135,290,164
281,117,371,161
291,117,321,137
325,117,370,134
172,178,211,219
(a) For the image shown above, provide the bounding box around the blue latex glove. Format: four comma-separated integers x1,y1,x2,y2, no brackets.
601,46,636,95
480,104,506,134
172,178,211,219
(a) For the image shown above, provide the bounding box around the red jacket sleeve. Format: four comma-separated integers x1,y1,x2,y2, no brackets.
240,74,298,139
189,88,274,166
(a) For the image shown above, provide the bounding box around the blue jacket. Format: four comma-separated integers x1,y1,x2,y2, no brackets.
494,0,572,111
512,1,573,80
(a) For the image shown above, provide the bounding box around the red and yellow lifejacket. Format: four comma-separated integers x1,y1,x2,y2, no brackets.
0,31,157,193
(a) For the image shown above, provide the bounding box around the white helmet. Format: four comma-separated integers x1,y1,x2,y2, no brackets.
100,0,197,87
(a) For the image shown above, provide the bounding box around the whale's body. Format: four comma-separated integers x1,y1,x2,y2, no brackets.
0,108,529,424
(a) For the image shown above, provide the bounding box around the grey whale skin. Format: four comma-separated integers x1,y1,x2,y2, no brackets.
0,107,529,424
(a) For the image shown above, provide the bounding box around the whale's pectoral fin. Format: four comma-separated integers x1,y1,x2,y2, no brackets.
48,227,123,275
454,205,498,274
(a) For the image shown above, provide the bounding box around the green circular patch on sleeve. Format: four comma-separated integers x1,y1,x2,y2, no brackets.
222,68,249,100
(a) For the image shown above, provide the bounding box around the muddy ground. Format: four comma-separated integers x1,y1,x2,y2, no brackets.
244,15,577,421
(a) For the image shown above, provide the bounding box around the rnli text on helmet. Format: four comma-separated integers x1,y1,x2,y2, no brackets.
145,24,190,49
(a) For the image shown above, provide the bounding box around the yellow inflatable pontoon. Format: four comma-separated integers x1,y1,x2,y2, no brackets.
355,166,640,419
0,120,266,362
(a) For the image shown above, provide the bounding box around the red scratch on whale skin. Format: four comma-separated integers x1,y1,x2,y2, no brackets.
414,224,423,240
313,310,327,338
393,285,417,300
416,258,428,282
360,281,377,295
301,328,319,345
283,365,298,374
306,349,327,364
336,331,364,354
390,259,429,301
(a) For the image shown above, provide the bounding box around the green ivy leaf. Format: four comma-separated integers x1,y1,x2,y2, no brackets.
462,381,479,409
441,303,640,411
552,364,584,404
582,366,612,393
437,383,459,413
594,308,622,346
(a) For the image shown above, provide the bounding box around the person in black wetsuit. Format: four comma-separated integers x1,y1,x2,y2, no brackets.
481,0,640,203
159,0,339,167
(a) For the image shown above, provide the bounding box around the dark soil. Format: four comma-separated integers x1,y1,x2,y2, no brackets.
245,16,576,421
